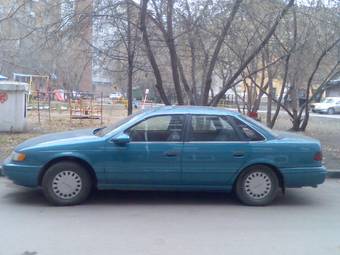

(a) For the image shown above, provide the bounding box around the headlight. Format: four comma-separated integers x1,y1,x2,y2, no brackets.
11,152,26,161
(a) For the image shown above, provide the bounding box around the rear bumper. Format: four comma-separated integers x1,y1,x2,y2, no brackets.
2,158,41,187
281,166,327,188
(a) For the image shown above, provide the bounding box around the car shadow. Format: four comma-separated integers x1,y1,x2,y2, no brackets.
2,186,323,207
88,189,239,206
3,188,47,206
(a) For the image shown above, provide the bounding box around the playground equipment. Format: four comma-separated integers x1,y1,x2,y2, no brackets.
69,94,103,121
13,73,50,103
13,73,49,92
54,89,65,101
112,97,128,108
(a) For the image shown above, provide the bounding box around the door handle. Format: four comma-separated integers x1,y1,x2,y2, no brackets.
164,150,179,157
233,151,245,158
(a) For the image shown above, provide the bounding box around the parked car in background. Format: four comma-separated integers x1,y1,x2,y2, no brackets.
2,106,326,206
311,97,340,114
109,92,123,100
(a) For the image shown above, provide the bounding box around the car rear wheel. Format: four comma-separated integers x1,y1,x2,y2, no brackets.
42,161,92,206
327,108,335,115
235,165,279,206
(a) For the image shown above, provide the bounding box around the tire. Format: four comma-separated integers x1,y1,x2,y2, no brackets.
42,161,93,206
327,108,335,115
235,165,279,206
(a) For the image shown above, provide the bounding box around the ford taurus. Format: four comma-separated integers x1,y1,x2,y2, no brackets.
2,106,327,206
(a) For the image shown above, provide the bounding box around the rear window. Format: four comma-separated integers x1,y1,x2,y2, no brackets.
231,116,266,141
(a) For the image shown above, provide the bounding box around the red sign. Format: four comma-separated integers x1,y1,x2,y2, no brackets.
0,92,8,104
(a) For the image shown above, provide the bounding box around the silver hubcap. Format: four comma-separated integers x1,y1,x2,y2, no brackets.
52,171,82,199
244,171,272,199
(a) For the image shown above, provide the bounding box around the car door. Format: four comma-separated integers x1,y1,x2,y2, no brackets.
105,114,185,186
181,114,250,187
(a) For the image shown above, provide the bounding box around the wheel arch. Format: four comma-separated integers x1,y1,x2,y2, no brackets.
38,156,98,187
234,163,285,191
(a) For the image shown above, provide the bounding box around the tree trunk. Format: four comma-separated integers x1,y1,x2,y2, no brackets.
178,59,195,104
201,0,242,105
270,55,290,128
140,0,170,105
290,82,299,131
264,46,274,127
298,37,340,130
166,0,184,105
127,1,133,115
209,0,295,106
266,78,273,127
252,54,267,112
127,60,133,115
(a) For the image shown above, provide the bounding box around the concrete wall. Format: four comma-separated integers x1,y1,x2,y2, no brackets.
0,81,28,132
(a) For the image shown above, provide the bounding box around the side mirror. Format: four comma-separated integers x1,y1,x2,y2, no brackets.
112,133,130,144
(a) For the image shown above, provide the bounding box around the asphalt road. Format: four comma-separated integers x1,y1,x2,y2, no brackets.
0,178,339,255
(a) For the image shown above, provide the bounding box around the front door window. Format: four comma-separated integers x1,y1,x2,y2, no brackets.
128,115,185,142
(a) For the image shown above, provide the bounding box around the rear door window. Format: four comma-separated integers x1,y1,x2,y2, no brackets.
188,115,241,141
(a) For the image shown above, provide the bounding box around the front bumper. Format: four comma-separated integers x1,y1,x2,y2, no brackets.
2,157,41,187
281,166,327,188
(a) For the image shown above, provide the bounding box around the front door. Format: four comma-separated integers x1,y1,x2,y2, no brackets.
182,115,249,187
105,114,185,186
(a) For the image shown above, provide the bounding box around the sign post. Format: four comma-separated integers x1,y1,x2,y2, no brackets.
142,89,149,109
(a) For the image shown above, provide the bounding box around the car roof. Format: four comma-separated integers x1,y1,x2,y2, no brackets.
147,106,240,116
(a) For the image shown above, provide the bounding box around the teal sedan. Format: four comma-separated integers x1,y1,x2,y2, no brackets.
2,106,327,206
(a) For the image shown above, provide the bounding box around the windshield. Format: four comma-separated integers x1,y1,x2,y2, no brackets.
94,111,144,137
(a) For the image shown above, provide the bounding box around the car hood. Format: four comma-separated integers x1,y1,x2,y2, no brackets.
274,130,319,143
15,128,97,151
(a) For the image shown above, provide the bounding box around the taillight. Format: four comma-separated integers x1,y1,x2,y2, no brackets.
314,152,323,161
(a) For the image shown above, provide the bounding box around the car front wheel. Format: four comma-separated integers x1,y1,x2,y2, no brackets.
42,161,92,206
235,165,279,206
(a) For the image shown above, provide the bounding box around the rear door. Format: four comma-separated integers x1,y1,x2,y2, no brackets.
181,115,250,187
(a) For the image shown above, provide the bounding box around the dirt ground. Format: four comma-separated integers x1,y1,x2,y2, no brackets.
0,104,127,163
0,105,339,169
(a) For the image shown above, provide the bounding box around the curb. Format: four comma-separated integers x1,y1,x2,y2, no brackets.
327,169,340,179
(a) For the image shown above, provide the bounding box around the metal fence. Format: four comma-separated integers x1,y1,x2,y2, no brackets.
27,91,105,125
